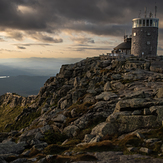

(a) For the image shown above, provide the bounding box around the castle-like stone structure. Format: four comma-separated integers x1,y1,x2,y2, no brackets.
111,8,159,57
131,17,159,57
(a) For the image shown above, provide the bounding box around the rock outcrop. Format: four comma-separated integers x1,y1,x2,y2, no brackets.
0,56,163,162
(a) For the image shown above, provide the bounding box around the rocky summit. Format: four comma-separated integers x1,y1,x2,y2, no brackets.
0,56,163,162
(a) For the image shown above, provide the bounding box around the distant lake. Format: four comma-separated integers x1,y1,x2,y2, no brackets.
0,76,10,79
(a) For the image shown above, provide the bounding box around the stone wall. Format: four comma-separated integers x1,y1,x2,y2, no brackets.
131,27,158,57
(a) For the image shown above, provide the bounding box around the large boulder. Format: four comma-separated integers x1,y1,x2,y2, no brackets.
114,98,153,112
0,140,26,154
157,87,163,98
53,114,66,123
111,81,124,90
91,122,117,137
91,112,158,138
63,125,79,137
117,115,157,134
104,81,112,91
95,92,117,101
149,106,163,123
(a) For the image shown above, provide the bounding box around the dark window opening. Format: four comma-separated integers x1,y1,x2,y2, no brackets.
143,20,145,26
139,20,142,27
147,19,149,26
150,20,153,26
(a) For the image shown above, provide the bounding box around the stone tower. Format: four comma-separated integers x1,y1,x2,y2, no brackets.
131,16,159,57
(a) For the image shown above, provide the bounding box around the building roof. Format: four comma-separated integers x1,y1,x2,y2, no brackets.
114,41,131,50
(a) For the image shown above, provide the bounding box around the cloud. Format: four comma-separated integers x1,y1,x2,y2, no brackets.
7,31,24,41
17,46,26,49
71,37,95,44
68,45,112,52
0,48,20,53
14,43,52,49
26,31,63,43
0,37,5,42
0,0,163,41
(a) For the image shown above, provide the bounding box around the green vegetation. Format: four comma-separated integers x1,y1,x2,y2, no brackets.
116,134,143,150
5,109,41,132
74,140,113,153
42,129,68,145
0,105,24,131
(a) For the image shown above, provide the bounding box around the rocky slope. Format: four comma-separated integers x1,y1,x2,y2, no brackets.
0,56,163,162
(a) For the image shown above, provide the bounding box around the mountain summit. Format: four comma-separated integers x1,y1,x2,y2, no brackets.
0,56,163,162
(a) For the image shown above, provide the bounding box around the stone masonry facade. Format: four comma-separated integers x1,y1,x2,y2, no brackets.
131,27,158,57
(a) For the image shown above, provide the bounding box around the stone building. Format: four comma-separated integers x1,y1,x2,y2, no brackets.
112,35,131,55
131,17,159,57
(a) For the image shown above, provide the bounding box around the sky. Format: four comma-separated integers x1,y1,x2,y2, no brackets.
0,0,163,59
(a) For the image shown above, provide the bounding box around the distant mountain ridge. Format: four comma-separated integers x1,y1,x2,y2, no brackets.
0,57,82,76
0,75,49,97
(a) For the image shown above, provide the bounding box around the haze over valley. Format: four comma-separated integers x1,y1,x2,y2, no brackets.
0,57,82,96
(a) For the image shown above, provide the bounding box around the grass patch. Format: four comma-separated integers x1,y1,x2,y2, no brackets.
41,129,68,145
74,140,114,152
5,109,41,131
63,138,81,147
76,128,92,140
0,105,24,131
64,102,95,127
143,126,163,140
115,134,143,150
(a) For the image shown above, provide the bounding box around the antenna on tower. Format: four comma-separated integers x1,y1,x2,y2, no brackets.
144,7,147,18
155,2,157,18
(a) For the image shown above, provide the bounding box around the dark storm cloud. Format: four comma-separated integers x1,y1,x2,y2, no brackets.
0,0,163,38
71,37,95,44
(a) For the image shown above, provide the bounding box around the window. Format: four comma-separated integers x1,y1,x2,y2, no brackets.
133,32,136,36
147,41,150,45
137,20,139,27
156,20,158,27
139,20,142,27
147,19,149,26
150,20,153,26
153,20,156,27
133,20,137,28
143,19,145,26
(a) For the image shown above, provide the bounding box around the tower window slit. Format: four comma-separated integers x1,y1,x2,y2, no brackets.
143,20,145,26
147,19,149,26
150,20,153,26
